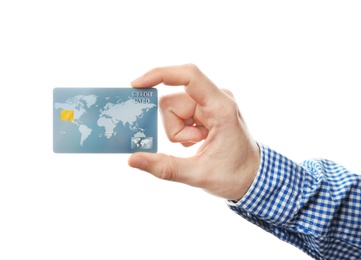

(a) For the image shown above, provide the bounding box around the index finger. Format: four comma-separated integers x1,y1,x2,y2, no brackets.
131,64,223,106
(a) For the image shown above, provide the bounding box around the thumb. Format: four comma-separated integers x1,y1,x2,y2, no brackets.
128,152,200,186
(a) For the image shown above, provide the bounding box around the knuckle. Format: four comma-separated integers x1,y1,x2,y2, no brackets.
218,96,238,113
159,95,172,110
227,96,239,112
227,98,239,113
159,155,177,181
214,98,241,126
184,63,201,76
221,88,235,99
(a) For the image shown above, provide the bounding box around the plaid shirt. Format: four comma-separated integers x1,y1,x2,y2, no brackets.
227,144,361,260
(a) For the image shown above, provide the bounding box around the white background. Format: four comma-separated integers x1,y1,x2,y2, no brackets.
1,1,360,259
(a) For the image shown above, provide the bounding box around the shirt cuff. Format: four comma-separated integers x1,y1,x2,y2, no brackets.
226,143,304,225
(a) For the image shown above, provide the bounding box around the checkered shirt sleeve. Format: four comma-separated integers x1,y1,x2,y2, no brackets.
227,144,361,260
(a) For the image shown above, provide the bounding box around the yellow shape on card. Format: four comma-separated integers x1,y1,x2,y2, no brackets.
60,110,74,121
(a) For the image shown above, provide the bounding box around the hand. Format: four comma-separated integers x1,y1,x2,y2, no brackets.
128,64,260,201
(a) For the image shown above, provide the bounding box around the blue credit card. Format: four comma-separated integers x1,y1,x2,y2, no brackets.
53,88,157,153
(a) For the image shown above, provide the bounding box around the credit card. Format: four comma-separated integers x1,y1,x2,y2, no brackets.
53,88,157,153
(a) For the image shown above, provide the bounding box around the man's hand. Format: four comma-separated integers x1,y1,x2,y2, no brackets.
128,64,260,201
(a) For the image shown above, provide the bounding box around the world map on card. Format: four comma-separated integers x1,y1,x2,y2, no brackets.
53,88,157,153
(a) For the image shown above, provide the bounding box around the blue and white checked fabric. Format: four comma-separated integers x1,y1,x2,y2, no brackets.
227,144,361,260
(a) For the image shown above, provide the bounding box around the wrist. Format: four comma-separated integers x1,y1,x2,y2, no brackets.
226,141,260,202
